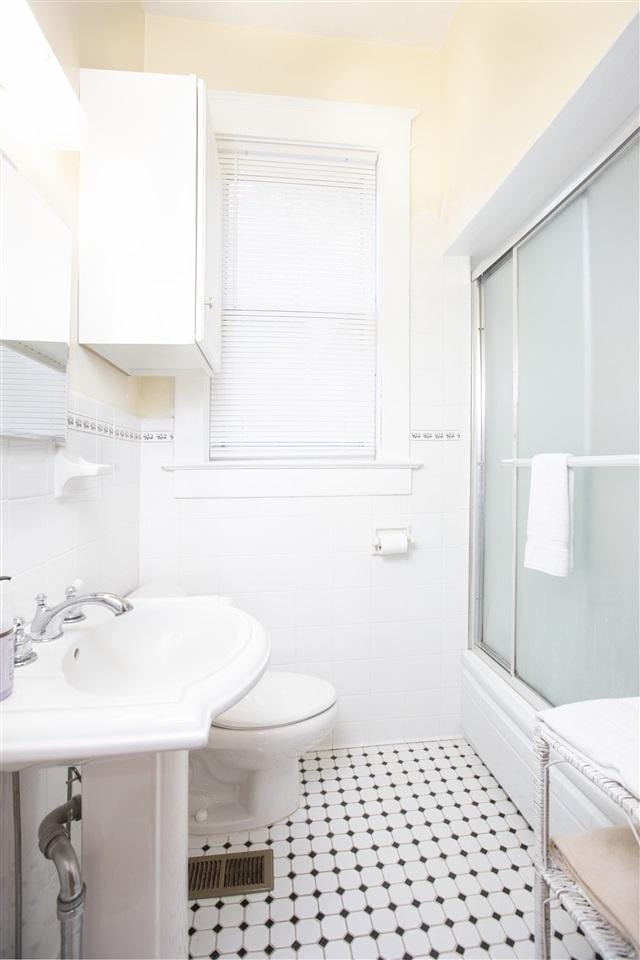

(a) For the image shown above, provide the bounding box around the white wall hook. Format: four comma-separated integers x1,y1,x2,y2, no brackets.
54,448,113,498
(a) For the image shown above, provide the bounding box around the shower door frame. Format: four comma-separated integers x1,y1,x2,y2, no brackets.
469,253,548,711
468,127,640,709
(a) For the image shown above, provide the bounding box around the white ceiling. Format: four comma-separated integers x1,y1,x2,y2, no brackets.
142,1,459,49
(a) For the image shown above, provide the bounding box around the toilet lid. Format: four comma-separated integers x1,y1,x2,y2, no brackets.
213,671,336,730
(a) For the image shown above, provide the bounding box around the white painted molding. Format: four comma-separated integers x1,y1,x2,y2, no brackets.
174,373,210,462
207,90,417,149
162,460,421,471
173,92,415,481
168,463,418,498
448,16,639,273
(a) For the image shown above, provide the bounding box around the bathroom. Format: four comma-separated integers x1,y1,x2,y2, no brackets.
0,0,638,958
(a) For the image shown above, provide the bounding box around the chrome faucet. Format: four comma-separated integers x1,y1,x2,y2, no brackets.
28,591,134,642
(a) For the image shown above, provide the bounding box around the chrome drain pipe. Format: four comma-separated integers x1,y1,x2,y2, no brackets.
38,795,85,960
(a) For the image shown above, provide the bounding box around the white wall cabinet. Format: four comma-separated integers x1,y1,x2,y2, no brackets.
78,69,221,375
0,156,72,366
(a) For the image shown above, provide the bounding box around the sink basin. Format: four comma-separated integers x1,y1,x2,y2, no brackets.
0,596,270,771
62,598,259,699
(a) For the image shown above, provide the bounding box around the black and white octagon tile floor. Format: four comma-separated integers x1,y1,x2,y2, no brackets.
187,739,596,960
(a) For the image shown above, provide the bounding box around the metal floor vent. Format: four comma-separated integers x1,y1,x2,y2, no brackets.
188,849,274,899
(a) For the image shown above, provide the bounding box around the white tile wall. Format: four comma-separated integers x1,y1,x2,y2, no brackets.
139,225,472,748
0,226,471,959
0,391,141,960
1,392,140,617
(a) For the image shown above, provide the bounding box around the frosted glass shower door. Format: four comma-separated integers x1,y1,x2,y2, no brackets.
515,137,639,705
477,134,639,705
480,256,514,667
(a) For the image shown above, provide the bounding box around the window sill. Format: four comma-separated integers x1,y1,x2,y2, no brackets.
162,460,421,498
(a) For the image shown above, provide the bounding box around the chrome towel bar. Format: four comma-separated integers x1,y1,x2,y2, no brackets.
502,455,639,468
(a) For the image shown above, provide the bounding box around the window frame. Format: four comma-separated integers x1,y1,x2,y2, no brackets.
171,90,419,498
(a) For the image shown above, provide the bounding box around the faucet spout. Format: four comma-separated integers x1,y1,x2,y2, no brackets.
73,593,134,617
28,591,133,642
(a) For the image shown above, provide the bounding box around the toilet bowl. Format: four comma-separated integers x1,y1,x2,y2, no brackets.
127,583,338,836
189,671,337,835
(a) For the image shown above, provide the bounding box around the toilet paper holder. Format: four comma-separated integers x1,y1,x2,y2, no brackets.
371,527,414,556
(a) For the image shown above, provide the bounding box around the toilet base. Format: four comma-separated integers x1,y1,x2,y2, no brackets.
188,751,300,836
188,702,338,837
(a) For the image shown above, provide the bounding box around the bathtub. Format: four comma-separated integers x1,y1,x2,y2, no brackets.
461,649,622,834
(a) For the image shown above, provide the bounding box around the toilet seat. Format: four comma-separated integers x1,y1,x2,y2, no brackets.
213,671,336,731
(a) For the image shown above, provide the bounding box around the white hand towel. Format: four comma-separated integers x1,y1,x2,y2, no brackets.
538,697,639,797
524,453,574,577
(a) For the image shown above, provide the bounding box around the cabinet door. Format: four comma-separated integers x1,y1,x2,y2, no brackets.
0,156,72,366
195,79,222,372
79,69,209,374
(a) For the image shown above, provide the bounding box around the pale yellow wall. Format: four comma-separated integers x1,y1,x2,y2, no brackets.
136,375,175,419
138,5,638,415
143,16,440,217
23,1,145,414
18,0,640,417
440,0,638,246
144,2,638,249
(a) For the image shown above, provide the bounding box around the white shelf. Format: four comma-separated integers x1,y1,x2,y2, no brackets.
54,448,112,498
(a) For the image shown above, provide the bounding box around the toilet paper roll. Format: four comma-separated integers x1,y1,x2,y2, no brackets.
374,529,410,556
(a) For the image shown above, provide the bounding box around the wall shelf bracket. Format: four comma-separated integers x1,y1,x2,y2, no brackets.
54,448,113,499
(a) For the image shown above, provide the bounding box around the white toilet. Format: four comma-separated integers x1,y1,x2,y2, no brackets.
189,670,337,835
128,583,338,835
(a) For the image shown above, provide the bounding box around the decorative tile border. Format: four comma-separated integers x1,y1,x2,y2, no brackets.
411,429,462,442
67,411,173,443
140,430,174,442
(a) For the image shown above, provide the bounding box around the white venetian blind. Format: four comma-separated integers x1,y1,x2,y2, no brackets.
210,139,378,460
0,344,67,440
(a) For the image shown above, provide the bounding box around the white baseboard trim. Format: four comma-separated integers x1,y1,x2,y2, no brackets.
461,650,624,834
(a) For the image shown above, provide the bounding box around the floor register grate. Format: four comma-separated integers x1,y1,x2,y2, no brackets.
188,849,274,899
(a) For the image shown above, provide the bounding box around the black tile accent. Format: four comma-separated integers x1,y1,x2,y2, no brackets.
187,739,594,960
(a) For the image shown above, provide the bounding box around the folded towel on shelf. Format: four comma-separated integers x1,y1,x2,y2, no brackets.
551,826,639,951
524,453,574,577
538,697,640,798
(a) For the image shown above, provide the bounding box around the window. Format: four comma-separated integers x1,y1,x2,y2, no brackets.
171,92,416,498
210,140,378,460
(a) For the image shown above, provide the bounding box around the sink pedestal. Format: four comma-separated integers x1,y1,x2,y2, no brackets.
1,594,270,956
81,750,188,959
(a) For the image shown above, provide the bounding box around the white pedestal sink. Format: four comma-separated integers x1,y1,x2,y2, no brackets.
1,596,270,959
